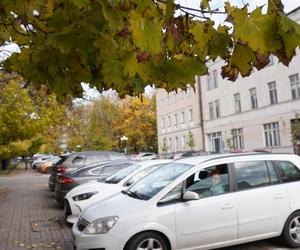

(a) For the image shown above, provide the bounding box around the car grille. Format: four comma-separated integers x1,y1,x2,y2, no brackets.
77,217,89,232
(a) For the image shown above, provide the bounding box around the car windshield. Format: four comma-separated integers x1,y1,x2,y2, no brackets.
126,163,192,200
124,164,164,187
102,163,141,184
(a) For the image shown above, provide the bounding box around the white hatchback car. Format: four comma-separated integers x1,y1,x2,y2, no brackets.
72,153,300,250
65,159,171,224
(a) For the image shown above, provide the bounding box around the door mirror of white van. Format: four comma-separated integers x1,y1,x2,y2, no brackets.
182,191,200,201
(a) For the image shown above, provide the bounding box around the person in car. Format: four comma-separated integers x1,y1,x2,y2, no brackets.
209,169,225,195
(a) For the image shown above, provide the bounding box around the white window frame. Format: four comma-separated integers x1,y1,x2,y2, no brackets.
249,88,258,109
234,93,241,113
268,81,278,105
232,128,244,149
188,108,193,122
290,73,300,100
263,122,281,147
181,111,185,123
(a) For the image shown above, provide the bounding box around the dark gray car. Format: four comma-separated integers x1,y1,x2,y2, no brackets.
55,160,134,205
48,151,128,192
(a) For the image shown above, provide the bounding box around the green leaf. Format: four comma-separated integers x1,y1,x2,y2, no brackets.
200,0,210,10
190,20,215,53
164,0,175,24
277,13,300,62
221,44,257,80
232,7,281,54
129,11,163,54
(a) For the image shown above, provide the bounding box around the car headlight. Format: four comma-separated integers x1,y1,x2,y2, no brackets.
84,216,119,234
72,191,98,201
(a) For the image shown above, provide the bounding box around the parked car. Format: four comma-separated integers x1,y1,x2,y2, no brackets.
48,151,128,192
39,156,61,174
73,153,300,250
55,160,135,205
65,159,171,224
131,152,157,160
32,154,55,169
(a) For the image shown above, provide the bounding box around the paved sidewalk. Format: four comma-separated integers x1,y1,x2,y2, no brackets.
0,165,73,250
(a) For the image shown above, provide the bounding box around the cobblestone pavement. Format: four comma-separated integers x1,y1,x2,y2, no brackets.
0,165,297,250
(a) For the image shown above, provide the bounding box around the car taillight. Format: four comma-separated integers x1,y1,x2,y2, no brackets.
58,176,74,184
56,167,71,173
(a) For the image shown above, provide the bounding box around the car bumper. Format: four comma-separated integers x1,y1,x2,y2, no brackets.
72,225,125,250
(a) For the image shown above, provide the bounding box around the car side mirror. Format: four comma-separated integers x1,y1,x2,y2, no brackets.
182,191,200,201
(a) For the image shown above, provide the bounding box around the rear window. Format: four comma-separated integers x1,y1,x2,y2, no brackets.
276,161,300,183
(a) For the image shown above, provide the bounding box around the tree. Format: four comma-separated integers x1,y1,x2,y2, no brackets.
0,0,299,98
187,131,195,150
0,71,69,169
0,72,40,166
113,96,158,153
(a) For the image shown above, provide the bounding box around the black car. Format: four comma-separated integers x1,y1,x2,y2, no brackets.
48,151,128,192
55,160,134,205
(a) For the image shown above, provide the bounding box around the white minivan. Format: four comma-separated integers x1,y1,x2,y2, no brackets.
72,153,300,250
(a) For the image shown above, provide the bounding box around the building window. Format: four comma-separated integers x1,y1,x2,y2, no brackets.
208,132,222,153
215,100,220,118
174,113,178,127
264,122,280,146
161,118,165,129
188,108,193,122
249,88,258,109
232,128,244,149
167,116,171,127
181,111,185,123
182,135,186,149
213,70,218,88
290,73,300,99
207,70,218,90
168,138,172,152
268,81,278,105
209,102,214,120
175,136,179,151
234,93,241,113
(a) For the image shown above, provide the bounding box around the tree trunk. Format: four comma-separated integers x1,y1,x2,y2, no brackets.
1,159,8,170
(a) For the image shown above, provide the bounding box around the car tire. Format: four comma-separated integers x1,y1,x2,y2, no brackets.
280,211,300,248
125,232,168,250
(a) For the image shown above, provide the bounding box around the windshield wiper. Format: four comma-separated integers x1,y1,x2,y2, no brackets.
122,190,148,200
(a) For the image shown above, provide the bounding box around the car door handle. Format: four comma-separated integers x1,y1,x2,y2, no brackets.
221,203,234,210
274,193,285,200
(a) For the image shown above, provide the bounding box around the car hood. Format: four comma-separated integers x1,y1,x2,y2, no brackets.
66,181,111,198
81,192,146,223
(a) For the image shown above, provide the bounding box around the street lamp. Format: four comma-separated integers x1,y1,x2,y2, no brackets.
120,136,128,154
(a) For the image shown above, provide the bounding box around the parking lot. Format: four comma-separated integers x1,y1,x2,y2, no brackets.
0,165,296,250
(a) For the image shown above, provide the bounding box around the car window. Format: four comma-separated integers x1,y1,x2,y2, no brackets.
186,164,229,198
100,163,131,175
159,183,183,205
234,161,273,191
124,164,163,187
103,164,141,184
127,163,193,200
276,161,300,183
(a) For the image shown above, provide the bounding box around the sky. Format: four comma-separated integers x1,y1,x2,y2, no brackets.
178,0,300,24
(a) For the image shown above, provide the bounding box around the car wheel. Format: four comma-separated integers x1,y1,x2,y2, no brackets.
125,232,168,250
280,211,300,248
